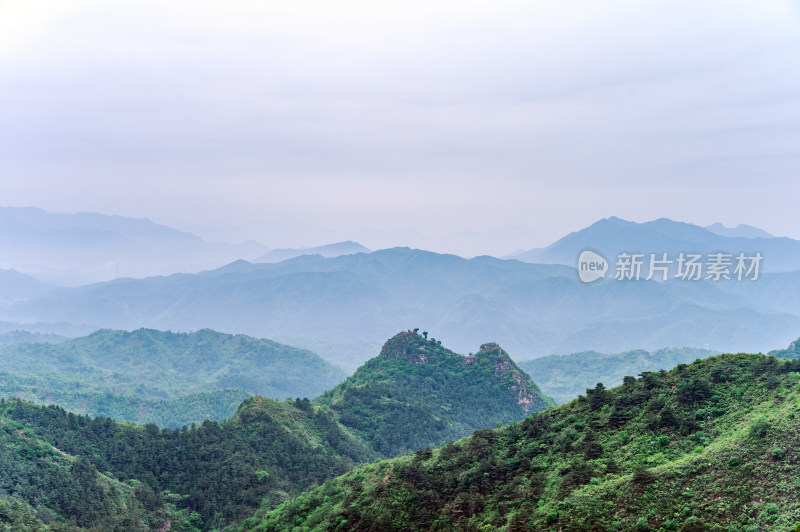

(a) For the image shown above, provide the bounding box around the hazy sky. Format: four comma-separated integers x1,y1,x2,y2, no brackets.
1,0,798,255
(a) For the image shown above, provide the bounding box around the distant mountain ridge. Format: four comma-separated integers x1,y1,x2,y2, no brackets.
705,222,773,239
0,267,55,302
255,240,370,262
2,246,797,366
519,346,719,404
0,328,347,426
768,336,800,359
0,329,67,347
0,206,267,284
511,216,800,272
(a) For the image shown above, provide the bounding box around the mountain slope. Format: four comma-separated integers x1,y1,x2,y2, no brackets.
0,328,346,427
255,241,370,262
0,268,55,302
316,331,554,457
4,247,797,367
705,222,773,239
0,404,201,530
0,206,266,284
0,329,67,347
0,396,376,529
0,331,554,530
513,216,800,273
245,352,800,531
519,347,718,404
768,336,800,359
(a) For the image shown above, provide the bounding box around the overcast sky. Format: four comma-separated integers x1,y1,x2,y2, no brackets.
1,0,798,255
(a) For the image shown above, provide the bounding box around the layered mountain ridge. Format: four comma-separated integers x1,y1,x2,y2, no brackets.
0,330,551,530
245,349,800,531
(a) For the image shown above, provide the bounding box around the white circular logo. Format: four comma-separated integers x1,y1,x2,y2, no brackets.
577,250,608,283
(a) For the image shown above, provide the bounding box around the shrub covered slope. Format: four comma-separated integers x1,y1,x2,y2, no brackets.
245,352,800,531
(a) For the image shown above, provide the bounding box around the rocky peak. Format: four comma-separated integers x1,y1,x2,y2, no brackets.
379,331,431,365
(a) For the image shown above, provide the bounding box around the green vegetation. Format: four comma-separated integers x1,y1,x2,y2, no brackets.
245,352,800,531
769,337,800,359
3,377,250,427
0,396,375,530
0,330,67,348
0,330,550,530
520,347,718,404
0,328,346,427
318,331,554,457
0,405,202,531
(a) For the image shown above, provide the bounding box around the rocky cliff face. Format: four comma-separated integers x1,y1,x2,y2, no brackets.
377,331,554,414
478,342,546,413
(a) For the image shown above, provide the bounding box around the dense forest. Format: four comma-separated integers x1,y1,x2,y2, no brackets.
0,331,552,530
317,331,554,457
0,404,203,531
245,352,800,531
520,347,718,404
0,395,374,529
0,328,345,427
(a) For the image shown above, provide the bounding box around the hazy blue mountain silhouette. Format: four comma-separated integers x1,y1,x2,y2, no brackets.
0,206,266,284
3,247,797,367
512,217,798,272
0,268,55,302
705,222,773,239
255,241,370,263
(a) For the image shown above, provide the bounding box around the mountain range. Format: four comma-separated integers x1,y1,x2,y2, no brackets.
255,241,370,263
0,268,55,303
0,206,267,284
705,222,773,239
511,216,799,272
519,346,718,404
0,328,346,426
4,332,800,530
247,349,800,531
1,246,796,367
2,213,799,368
0,331,552,530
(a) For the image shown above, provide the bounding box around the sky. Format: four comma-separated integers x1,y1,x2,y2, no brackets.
1,0,799,256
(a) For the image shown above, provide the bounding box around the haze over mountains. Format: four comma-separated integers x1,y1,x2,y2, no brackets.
2,207,800,529
1,209,799,367
255,241,370,263
0,328,346,427
0,206,267,285
511,216,800,272
705,222,773,239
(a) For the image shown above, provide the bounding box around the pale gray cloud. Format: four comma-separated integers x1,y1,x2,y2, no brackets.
0,0,798,254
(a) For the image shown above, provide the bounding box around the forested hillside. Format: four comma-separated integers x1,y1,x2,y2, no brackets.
520,347,718,404
245,352,800,531
318,331,553,457
0,396,375,530
0,328,346,427
769,337,800,359
0,331,551,530
0,405,202,531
